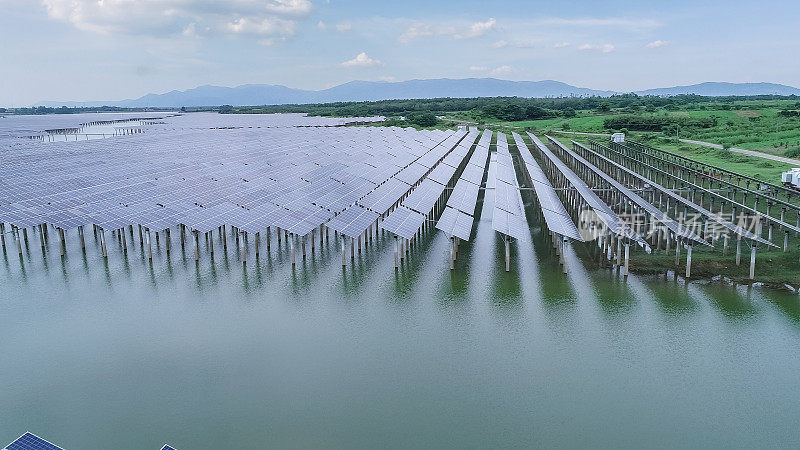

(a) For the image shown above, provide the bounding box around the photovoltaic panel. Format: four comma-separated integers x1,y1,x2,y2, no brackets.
445,180,480,216
401,178,445,214
530,133,650,251
5,432,63,450
435,206,474,241
379,206,426,240
425,163,458,186
357,178,411,214
393,162,429,185
459,163,485,186
512,132,583,242
325,204,379,238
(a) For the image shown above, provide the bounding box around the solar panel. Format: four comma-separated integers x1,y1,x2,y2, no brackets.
446,180,480,216
325,204,379,238
379,206,426,239
435,206,474,241
5,432,63,450
426,163,458,186
161,445,177,450
401,179,445,214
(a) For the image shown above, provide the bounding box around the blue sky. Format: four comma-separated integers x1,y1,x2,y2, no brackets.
2,0,799,106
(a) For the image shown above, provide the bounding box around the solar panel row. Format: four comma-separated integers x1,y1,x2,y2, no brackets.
512,132,583,242
490,132,528,240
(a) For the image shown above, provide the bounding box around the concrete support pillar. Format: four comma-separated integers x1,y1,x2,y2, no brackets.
736,236,742,266
505,237,510,272
342,236,347,267
121,228,127,254
749,245,757,280
101,229,108,258
394,237,398,269
450,237,455,270
194,231,199,261
254,232,259,257
624,243,630,277
146,229,152,260
685,245,692,279
290,235,295,266
241,232,247,266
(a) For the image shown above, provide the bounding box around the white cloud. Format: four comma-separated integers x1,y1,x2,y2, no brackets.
554,42,570,48
335,21,352,32
377,76,397,82
490,65,513,76
493,39,540,49
317,20,327,31
578,43,615,53
398,23,433,43
400,18,496,43
341,52,384,67
40,0,311,42
646,40,670,48
453,18,496,39
469,66,488,71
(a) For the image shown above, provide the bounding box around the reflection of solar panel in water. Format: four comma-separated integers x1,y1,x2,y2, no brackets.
379,206,426,240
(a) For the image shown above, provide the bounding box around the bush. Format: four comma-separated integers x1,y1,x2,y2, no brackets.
606,115,716,131
785,147,800,158
407,111,438,127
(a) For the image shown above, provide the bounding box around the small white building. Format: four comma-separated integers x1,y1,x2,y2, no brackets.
782,168,800,188
611,132,625,143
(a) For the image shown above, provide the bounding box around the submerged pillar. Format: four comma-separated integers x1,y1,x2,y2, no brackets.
749,244,757,280
685,245,692,279
624,243,630,277
505,236,510,272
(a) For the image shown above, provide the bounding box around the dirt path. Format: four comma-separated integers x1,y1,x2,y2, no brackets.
679,138,800,166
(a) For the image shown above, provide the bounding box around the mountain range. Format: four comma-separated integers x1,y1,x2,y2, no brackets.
36,79,800,108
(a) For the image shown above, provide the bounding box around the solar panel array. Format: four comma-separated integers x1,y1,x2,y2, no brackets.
512,133,583,242
0,120,458,243
555,139,709,247
380,129,475,238
437,129,490,241
535,134,651,252
491,132,528,240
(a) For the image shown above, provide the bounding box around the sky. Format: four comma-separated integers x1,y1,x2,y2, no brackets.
2,0,799,106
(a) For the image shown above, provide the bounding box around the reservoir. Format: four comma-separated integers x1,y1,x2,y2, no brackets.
2,189,799,448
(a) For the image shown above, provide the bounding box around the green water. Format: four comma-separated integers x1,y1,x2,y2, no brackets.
2,196,800,449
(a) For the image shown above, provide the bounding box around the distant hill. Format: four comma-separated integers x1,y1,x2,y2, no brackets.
36,78,613,108
35,79,800,108
635,82,800,96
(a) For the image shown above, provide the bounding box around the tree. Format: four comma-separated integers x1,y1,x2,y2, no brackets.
408,111,437,127
500,104,525,121
219,105,234,114
597,102,611,112
525,105,548,119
